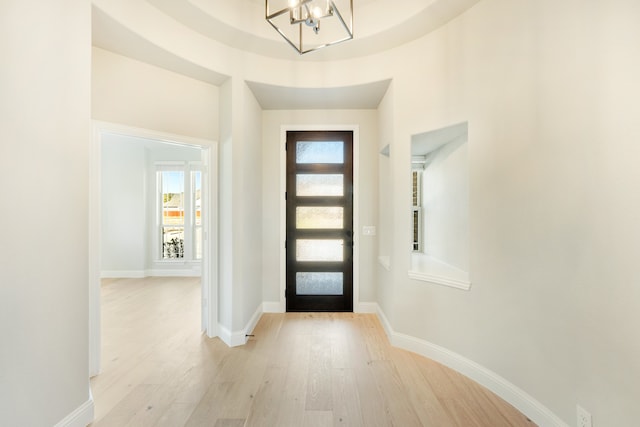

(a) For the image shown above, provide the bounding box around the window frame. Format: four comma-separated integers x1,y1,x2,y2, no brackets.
191,169,203,261
411,169,423,253
156,161,203,263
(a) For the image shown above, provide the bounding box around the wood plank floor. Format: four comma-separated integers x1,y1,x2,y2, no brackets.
90,277,536,427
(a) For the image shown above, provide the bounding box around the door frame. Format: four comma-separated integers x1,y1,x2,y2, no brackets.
89,121,218,377
277,125,360,313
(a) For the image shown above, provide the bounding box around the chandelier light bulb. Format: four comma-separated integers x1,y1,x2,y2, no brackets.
311,6,323,19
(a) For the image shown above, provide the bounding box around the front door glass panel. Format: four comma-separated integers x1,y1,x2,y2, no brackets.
296,272,343,295
296,141,344,164
296,206,344,229
296,174,344,196
296,239,344,262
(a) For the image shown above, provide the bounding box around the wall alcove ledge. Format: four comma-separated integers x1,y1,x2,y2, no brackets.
408,254,471,291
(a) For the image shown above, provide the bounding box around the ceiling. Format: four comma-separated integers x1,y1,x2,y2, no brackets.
246,79,392,110
92,0,482,109
412,122,468,156
93,0,482,62
145,0,481,61
92,6,229,85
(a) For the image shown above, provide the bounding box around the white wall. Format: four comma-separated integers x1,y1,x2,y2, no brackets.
0,1,93,425
218,79,234,333
92,47,219,141
235,82,264,330
376,85,396,320
217,79,264,340
101,137,146,275
261,110,379,307
378,0,640,425
421,138,469,271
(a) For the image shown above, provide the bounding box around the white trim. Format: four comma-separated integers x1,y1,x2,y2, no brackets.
279,125,361,311
92,121,215,147
89,125,101,377
144,269,201,277
375,306,569,427
53,394,94,427
203,145,219,338
90,121,219,376
353,126,361,310
279,127,287,311
263,301,285,313
154,160,188,168
221,326,247,347
99,269,202,278
374,303,394,339
100,270,145,279
355,302,378,313
217,324,242,347
218,304,263,347
409,253,471,291
244,304,263,338
407,270,471,291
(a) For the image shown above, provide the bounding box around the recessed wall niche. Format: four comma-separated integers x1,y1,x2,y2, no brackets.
409,122,470,290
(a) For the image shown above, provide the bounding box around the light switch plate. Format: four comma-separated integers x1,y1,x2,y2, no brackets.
362,226,376,236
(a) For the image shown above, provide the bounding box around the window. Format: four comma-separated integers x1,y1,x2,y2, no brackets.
157,163,202,262
411,168,423,252
160,170,185,258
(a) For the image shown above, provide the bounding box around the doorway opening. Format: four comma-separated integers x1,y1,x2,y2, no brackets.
285,130,354,312
89,122,218,376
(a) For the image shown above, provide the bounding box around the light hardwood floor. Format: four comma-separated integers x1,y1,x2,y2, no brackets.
90,277,536,427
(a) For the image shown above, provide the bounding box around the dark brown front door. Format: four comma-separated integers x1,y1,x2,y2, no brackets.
286,131,354,312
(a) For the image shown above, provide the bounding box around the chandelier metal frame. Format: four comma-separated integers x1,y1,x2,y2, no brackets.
266,0,354,55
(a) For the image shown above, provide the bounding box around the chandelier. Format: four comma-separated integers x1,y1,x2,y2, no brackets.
266,0,354,55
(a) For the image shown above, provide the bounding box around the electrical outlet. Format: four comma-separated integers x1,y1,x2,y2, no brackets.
577,405,592,427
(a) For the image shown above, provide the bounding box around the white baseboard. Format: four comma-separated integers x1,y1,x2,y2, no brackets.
100,270,200,278
375,306,568,427
263,301,285,313
355,302,379,313
145,269,200,277
53,393,94,427
245,304,263,337
217,324,245,347
218,304,264,347
100,270,145,279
